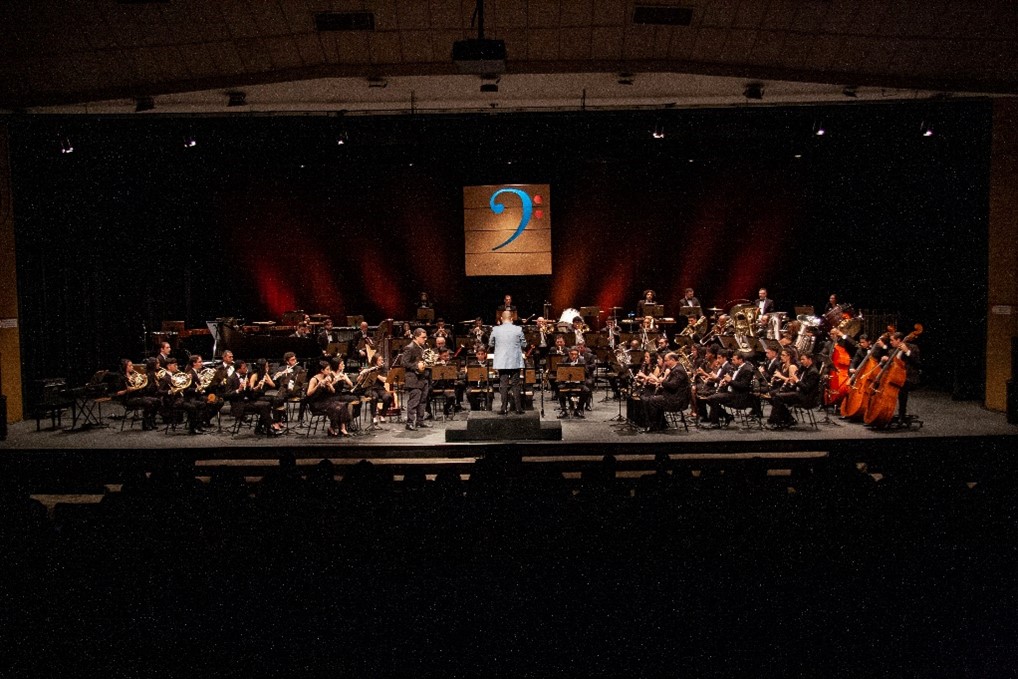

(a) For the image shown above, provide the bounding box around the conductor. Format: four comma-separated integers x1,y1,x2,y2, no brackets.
489,310,527,415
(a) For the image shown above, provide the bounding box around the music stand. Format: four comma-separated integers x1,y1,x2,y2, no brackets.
416,307,435,322
794,306,815,317
326,341,348,357
673,335,693,350
648,304,664,318
580,306,601,327
556,366,585,383
547,354,564,374
430,365,458,382
678,306,702,318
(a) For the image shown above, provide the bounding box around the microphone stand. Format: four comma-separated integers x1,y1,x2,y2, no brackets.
539,366,545,418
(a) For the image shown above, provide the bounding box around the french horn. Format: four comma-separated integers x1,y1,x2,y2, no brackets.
127,371,147,389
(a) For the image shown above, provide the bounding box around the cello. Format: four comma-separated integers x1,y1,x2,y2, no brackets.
862,324,924,428
840,325,895,420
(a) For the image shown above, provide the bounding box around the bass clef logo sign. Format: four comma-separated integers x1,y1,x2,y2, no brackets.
463,184,551,276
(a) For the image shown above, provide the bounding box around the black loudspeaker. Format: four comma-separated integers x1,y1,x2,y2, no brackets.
0,395,7,440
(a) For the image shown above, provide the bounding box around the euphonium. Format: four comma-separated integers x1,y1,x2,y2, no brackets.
127,371,147,389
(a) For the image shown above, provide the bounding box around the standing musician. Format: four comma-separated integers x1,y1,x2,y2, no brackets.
756,288,775,317
305,360,352,437
112,358,161,430
489,310,527,415
768,353,820,428
641,352,690,432
849,334,871,374
401,328,432,431
224,359,278,436
878,331,921,422
637,289,658,317
318,318,341,356
679,288,701,312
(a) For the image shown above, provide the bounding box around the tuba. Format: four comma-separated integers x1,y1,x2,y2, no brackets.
731,304,758,337
127,371,147,389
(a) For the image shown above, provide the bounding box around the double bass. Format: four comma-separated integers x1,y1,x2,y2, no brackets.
862,324,923,428
840,326,895,420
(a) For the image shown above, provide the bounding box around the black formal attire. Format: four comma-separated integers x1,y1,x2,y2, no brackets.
224,371,274,431
637,299,659,317
756,297,775,317
465,358,495,411
401,341,431,426
112,373,161,429
557,356,591,416
706,360,759,423
318,328,340,355
642,365,690,431
306,375,350,431
891,343,921,419
679,296,701,311
769,363,821,426
367,369,395,416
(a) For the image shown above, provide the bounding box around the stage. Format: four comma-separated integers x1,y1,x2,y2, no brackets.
3,390,1015,481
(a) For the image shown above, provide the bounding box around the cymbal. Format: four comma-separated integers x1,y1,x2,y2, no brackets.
707,307,724,312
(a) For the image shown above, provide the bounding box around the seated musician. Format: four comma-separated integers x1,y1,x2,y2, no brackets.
156,342,174,368
637,289,657,317
498,294,517,319
557,347,590,419
602,318,622,349
401,321,414,339
466,347,494,411
365,353,395,423
777,331,800,366
691,347,723,421
703,351,759,426
641,352,691,432
433,335,451,354
186,354,223,431
318,318,340,356
431,318,452,340
571,316,588,345
224,359,278,435
271,351,304,414
429,347,463,417
305,360,351,437
467,317,488,347
157,357,199,434
758,345,781,385
329,357,361,424
112,358,161,430
768,352,820,428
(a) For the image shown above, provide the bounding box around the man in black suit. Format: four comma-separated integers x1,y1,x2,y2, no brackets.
885,332,921,420
705,352,759,426
318,318,340,356
401,328,432,431
768,353,821,427
756,288,775,317
642,352,691,431
679,288,701,312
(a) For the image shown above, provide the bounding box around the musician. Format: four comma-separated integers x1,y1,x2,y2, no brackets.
329,357,362,426
433,335,450,354
849,334,871,373
417,291,434,309
637,289,658,317
777,331,800,367
498,294,517,317
467,317,488,349
679,314,703,343
112,358,161,430
318,318,340,356
466,347,495,411
432,318,452,340
603,318,621,350
305,360,351,437
271,351,303,413
691,348,725,421
638,316,657,351
571,316,589,345
156,341,173,368
549,334,568,357
401,328,432,431
655,336,670,353
488,310,527,415
704,352,760,426
758,346,781,384
756,288,775,317
556,347,590,418
158,357,199,434
365,353,395,423
824,294,839,315
679,288,701,312
641,352,691,432
187,354,223,430
880,332,921,421
427,347,463,418
768,353,820,428
355,321,375,362
224,359,278,435
290,322,312,339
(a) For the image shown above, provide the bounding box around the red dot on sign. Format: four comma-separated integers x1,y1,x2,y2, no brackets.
534,209,544,219
533,195,543,205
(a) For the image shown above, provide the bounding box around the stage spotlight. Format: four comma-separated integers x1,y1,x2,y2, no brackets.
743,82,764,100
651,123,665,139
135,96,155,112
813,121,826,136
226,91,246,107
921,121,934,137
59,137,74,155
336,130,349,146
183,135,197,148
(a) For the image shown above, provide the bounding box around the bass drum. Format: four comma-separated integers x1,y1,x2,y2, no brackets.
557,307,581,332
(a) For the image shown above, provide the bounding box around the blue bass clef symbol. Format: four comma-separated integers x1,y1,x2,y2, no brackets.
489,188,533,251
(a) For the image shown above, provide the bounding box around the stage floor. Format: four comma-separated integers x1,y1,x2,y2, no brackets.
4,389,1014,458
